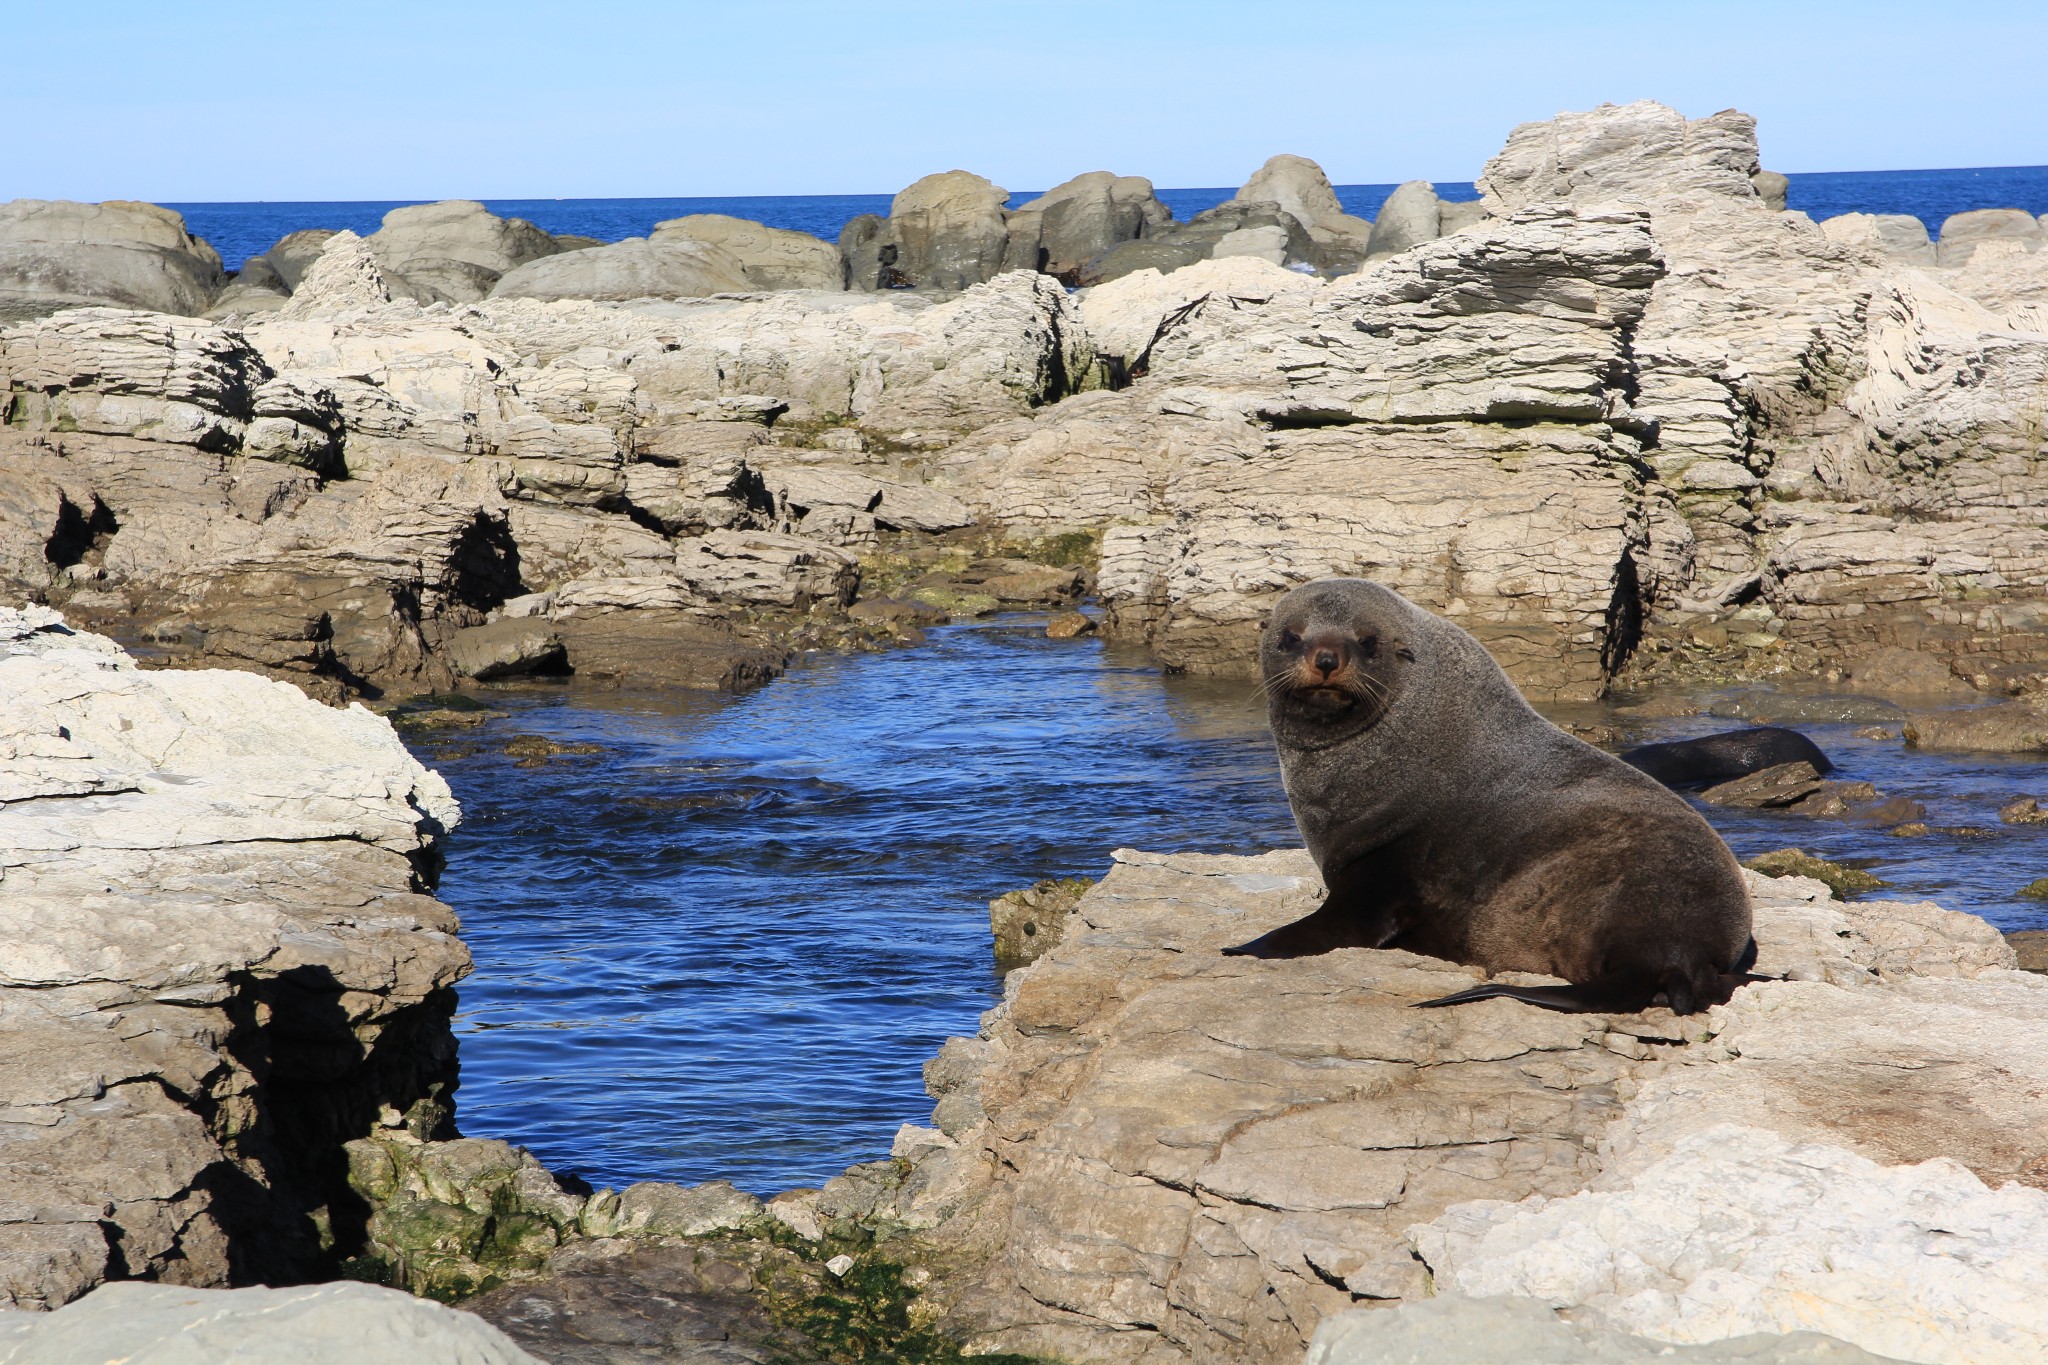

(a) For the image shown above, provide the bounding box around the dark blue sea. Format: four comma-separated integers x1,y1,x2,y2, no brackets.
411,615,2048,1197
168,167,2048,271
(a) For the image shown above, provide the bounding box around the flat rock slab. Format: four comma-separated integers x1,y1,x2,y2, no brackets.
0,1281,539,1364
902,847,2033,1364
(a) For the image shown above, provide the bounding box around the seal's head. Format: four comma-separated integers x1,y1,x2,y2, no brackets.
1260,579,1417,747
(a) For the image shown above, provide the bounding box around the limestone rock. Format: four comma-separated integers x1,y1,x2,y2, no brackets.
0,199,225,322
674,529,859,608
1006,171,1173,282
277,230,394,317
489,236,753,302
1409,1120,2048,1363
1306,1296,1907,1365
1935,207,2044,267
1075,255,1323,369
0,1281,542,1364
898,847,2038,1363
649,214,842,291
365,200,566,303
0,609,468,1308
1479,101,1766,213
1364,179,1443,258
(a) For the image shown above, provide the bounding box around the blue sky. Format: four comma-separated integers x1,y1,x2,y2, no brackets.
8,0,2045,200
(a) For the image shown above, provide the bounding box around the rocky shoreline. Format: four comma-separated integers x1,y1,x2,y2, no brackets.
2,99,2046,730
6,96,2048,1364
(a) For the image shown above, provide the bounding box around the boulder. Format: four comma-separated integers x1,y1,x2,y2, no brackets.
844,170,1012,291
1081,199,1323,284
1305,1296,1905,1365
1752,168,1791,210
203,255,292,319
1818,212,1936,265
1364,179,1443,258
364,199,567,302
0,1282,541,1364
1438,199,1488,233
1232,153,1374,269
1075,254,1323,368
261,227,340,290
1478,100,1766,212
0,199,225,322
649,213,842,291
442,618,566,680
488,236,753,302
1210,224,1289,264
1935,207,2044,266
674,529,859,608
0,608,468,1308
1903,702,2048,752
1005,171,1174,282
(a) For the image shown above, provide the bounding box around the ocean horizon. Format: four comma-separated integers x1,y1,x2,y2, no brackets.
162,164,2048,272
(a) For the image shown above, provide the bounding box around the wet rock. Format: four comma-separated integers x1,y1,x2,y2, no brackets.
1783,782,1925,826
1700,761,1827,808
1743,848,1887,898
443,619,567,681
500,734,605,759
2001,797,2048,825
2008,930,2048,971
2020,880,2048,901
904,583,999,619
988,877,1093,967
1888,822,1930,837
1305,1295,1905,1365
0,1282,542,1364
464,1238,812,1365
1044,611,1096,640
1903,703,2048,753
846,595,947,628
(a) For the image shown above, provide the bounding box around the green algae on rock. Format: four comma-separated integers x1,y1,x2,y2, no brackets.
1742,848,1888,899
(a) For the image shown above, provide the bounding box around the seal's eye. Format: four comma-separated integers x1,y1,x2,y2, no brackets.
1278,629,1302,650
1357,634,1379,658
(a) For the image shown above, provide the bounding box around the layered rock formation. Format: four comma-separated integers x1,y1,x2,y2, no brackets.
0,606,470,1309
889,848,2040,1364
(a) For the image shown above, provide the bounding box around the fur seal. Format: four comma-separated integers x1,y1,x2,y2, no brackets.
1224,579,1755,1015
1620,727,1832,788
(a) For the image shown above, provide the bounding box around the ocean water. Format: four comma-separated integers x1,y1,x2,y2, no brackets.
413,613,2048,1196
165,166,2048,272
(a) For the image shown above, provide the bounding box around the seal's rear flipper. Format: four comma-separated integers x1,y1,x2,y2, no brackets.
1413,981,1646,1013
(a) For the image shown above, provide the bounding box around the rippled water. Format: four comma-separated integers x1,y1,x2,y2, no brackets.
416,616,2048,1195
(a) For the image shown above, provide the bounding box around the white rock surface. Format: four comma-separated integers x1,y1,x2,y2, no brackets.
0,1280,541,1364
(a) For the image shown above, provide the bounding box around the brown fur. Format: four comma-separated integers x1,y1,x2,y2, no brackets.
1226,579,1756,1014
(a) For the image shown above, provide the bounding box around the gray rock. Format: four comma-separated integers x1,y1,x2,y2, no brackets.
650,214,842,291
203,255,291,319
365,200,567,302
1818,212,1935,265
262,228,340,290
1306,1296,1908,1365
1935,207,2044,266
674,529,860,608
0,1281,541,1364
846,170,1013,291
443,618,566,679
591,1180,764,1238
1479,100,1765,211
0,199,225,322
1753,168,1791,210
1232,154,1374,269
1082,199,1321,284
1005,171,1173,281
1438,198,1488,233
491,236,753,301
1365,179,1444,258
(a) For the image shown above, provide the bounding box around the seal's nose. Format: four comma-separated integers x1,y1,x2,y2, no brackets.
1313,648,1340,677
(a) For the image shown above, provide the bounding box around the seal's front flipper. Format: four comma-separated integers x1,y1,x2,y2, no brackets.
1222,873,1400,959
